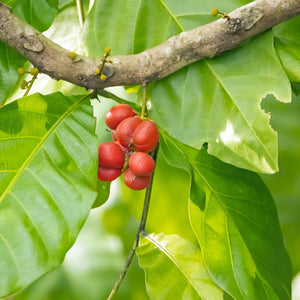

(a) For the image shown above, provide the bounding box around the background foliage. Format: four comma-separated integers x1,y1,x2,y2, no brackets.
0,0,299,299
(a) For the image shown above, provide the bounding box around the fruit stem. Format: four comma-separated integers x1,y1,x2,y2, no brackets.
97,89,125,104
140,83,148,120
107,145,159,300
23,74,37,97
97,90,140,113
98,49,111,79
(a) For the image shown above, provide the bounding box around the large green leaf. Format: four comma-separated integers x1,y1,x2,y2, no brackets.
159,131,292,300
150,30,290,174
81,0,291,173
274,17,300,82
81,0,250,56
261,92,300,274
137,232,223,300
2,0,58,32
0,43,26,104
0,92,98,296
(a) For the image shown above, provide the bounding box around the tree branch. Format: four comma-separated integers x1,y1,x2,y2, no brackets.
0,0,299,90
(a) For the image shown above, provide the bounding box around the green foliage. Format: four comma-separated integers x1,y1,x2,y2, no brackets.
274,17,300,82
159,132,292,299
2,0,58,32
81,0,291,174
0,92,98,296
150,31,290,174
262,92,300,274
0,0,299,299
0,43,26,104
137,233,223,299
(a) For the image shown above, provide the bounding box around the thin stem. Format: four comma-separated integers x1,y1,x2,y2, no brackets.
97,89,127,105
107,145,159,300
76,0,85,27
107,240,137,300
23,74,37,97
136,146,158,241
97,90,141,113
140,84,148,119
98,51,110,76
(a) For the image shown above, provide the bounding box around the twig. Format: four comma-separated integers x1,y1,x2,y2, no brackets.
23,74,37,97
107,146,159,300
1,1,299,90
140,84,148,119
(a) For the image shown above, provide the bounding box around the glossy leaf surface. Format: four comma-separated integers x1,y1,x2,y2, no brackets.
274,17,300,82
81,0,291,173
0,92,98,296
262,92,300,274
159,131,292,300
137,232,223,300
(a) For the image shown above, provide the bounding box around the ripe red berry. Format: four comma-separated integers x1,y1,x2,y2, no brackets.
105,104,136,130
98,142,125,169
116,117,142,148
129,152,155,176
133,120,159,152
123,168,151,190
98,166,122,181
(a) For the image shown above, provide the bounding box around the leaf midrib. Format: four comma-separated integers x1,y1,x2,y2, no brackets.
0,94,88,203
144,233,208,300
162,134,284,297
204,60,276,171
159,0,184,32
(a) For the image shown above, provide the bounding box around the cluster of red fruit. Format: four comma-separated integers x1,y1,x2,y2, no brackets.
98,104,159,190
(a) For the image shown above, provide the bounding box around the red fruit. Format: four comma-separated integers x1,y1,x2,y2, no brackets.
98,166,122,181
133,120,159,152
129,152,155,176
116,117,142,148
105,104,136,130
98,142,125,169
123,168,151,190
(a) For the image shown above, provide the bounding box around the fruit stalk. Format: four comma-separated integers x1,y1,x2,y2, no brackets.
107,145,158,300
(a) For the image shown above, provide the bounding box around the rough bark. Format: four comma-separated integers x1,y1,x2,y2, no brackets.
0,0,299,89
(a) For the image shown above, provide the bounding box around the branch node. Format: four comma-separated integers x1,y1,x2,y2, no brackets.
22,35,44,52
78,75,87,83
242,8,264,30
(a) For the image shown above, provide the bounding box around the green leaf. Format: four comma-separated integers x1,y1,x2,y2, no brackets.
137,232,223,300
2,0,58,32
159,131,292,300
81,0,290,173
81,0,250,56
150,30,290,174
274,17,300,82
81,0,140,56
261,92,300,274
0,92,98,296
92,180,110,208
0,43,26,104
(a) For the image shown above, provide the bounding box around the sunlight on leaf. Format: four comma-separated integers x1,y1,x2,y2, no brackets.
273,17,300,82
137,232,223,300
159,130,292,300
81,0,291,173
0,92,98,296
